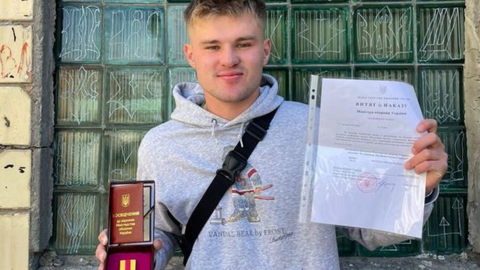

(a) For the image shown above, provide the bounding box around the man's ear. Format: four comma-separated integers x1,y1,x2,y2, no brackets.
184,44,196,69
262,38,272,66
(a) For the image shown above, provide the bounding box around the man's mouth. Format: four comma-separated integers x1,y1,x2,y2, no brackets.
217,71,243,79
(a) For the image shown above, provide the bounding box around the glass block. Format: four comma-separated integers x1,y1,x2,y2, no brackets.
424,193,468,254
59,5,101,63
358,239,420,257
263,68,288,100
169,67,196,90
168,68,197,117
355,67,413,84
418,0,464,1
106,0,162,3
100,194,109,235
292,7,349,63
292,67,351,104
266,7,287,64
354,6,413,63
167,5,189,65
336,229,356,256
56,66,102,125
54,131,101,186
54,193,100,254
62,0,101,2
418,68,463,125
438,127,467,190
418,6,465,62
105,7,164,64
106,68,167,124
293,0,346,2
105,130,147,182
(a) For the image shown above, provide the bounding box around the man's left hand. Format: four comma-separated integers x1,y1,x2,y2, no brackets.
404,119,448,194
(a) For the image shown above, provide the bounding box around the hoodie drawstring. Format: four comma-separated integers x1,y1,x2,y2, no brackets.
237,122,246,148
210,119,247,147
211,119,219,145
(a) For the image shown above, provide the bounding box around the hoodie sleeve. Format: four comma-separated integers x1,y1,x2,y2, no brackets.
153,226,178,270
338,187,439,250
137,138,180,270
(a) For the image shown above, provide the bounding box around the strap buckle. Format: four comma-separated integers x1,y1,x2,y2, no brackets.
216,150,247,182
246,121,267,141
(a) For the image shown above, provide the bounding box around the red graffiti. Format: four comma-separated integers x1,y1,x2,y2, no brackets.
0,42,31,80
17,42,31,79
0,45,17,79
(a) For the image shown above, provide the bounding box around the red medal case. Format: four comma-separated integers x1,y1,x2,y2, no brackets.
106,181,155,270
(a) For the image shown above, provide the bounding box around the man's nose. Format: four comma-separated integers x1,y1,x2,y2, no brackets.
220,47,240,67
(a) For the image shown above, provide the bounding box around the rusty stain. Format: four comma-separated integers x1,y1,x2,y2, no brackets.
4,116,10,127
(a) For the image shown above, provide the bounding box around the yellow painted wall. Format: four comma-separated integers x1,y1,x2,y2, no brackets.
0,0,33,20
0,150,31,208
0,1,34,269
0,87,31,145
0,213,30,270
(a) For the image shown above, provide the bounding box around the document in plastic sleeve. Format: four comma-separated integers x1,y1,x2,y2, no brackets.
300,77,426,238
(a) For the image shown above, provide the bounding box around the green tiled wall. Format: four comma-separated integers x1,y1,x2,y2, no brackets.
53,0,467,256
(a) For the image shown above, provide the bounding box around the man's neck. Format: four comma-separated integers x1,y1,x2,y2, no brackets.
203,91,259,120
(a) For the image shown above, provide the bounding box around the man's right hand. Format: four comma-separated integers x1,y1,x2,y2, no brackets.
95,229,164,270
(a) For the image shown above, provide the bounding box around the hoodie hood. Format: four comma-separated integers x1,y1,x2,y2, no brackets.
170,73,284,128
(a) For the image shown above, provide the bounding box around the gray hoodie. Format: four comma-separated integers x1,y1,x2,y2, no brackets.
137,74,437,270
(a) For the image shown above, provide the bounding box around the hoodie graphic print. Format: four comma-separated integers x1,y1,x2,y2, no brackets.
209,145,275,226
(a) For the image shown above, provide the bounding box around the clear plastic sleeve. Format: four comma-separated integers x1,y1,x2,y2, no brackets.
300,75,426,238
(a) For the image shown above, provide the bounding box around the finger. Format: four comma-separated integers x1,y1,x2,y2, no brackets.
411,133,444,155
405,145,447,170
417,119,438,134
98,262,105,270
95,243,107,262
412,158,447,175
98,229,108,245
153,239,164,251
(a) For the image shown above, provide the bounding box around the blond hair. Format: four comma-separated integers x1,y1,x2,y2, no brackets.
184,0,267,30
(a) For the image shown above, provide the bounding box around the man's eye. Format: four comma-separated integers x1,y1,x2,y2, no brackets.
206,46,220,51
237,43,251,48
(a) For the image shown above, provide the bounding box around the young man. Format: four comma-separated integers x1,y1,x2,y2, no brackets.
96,0,448,269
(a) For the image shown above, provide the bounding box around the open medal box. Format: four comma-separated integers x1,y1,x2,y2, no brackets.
106,181,155,270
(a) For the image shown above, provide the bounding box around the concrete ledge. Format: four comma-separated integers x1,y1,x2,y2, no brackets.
36,252,480,270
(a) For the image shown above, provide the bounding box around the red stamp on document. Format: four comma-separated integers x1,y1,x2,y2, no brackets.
356,172,378,193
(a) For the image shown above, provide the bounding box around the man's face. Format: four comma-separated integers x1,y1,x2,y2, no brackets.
184,13,271,111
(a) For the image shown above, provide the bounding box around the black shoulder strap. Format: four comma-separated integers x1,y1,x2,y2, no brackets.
176,108,278,266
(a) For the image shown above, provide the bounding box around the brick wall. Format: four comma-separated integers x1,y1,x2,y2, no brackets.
0,1,34,269
0,0,55,269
